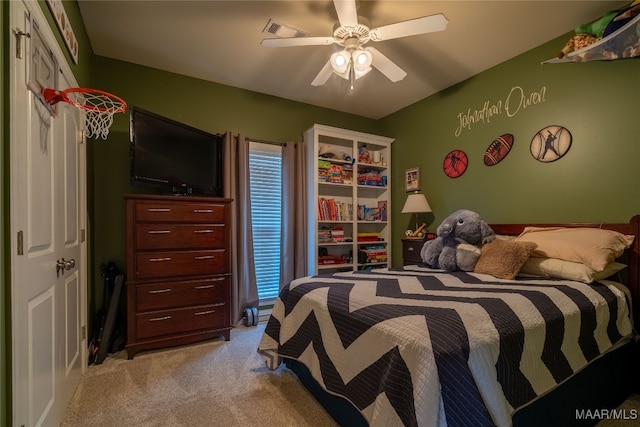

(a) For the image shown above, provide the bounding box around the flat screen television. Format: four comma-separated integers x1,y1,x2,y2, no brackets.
129,106,224,196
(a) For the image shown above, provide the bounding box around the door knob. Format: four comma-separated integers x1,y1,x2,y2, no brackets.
56,258,76,277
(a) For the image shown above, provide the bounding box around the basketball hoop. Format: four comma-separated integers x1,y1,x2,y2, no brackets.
42,87,127,140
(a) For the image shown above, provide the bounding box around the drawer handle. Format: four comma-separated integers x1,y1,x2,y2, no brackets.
194,309,216,316
148,315,172,322
147,208,171,212
194,255,214,260
148,230,171,234
148,288,172,294
408,247,414,252
195,284,215,290
194,229,214,234
148,257,172,262
193,209,213,213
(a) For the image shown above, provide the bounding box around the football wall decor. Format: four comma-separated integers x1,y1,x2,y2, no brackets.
484,133,514,166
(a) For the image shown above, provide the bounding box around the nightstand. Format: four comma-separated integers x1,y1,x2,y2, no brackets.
402,238,425,265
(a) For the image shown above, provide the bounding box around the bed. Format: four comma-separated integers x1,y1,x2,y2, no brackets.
258,216,640,427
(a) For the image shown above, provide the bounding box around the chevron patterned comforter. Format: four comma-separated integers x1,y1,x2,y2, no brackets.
258,266,633,427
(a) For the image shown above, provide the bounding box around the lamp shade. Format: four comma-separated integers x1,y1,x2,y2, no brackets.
401,192,432,214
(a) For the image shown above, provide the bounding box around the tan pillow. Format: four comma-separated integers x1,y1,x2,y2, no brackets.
515,227,634,272
519,258,627,283
474,239,537,280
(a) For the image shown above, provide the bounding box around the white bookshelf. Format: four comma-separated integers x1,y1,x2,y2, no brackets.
305,124,393,275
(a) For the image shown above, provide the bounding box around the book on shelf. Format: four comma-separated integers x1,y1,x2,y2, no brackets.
357,232,381,242
318,161,354,185
378,201,387,221
330,228,345,242
358,247,388,264
357,203,387,221
319,225,350,243
318,198,353,221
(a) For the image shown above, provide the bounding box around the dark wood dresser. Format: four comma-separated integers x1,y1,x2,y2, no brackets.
125,194,233,359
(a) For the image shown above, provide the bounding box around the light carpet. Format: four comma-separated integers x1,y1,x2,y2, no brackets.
61,323,338,427
62,324,638,427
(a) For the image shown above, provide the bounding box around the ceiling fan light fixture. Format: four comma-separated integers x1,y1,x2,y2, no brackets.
352,49,372,72
330,51,350,74
354,66,372,79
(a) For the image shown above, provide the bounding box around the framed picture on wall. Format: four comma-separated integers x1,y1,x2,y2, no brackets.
405,167,420,192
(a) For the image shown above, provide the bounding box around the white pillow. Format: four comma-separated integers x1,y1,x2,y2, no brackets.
519,257,627,283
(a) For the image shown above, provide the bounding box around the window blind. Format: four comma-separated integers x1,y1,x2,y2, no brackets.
249,141,282,301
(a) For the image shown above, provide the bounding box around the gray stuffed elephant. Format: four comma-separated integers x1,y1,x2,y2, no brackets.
420,209,495,271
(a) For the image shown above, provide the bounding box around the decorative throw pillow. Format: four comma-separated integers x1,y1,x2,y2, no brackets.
519,258,627,283
515,227,634,272
474,239,537,280
456,243,481,271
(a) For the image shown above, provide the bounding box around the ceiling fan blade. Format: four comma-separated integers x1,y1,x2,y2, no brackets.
333,0,358,27
261,36,335,48
369,13,449,41
311,60,334,86
367,47,406,82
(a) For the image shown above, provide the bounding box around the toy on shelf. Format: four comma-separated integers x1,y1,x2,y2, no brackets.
558,33,598,58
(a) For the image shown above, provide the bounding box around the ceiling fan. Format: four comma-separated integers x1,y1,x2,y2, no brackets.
261,0,448,89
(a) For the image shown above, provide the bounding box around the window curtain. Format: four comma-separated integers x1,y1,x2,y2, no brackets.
280,141,307,287
224,132,258,324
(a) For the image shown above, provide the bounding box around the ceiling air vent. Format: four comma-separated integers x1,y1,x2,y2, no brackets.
262,19,308,38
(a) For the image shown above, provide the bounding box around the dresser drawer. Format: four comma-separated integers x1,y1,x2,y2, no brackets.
136,277,228,311
135,303,228,340
135,202,226,223
135,249,228,279
136,224,225,250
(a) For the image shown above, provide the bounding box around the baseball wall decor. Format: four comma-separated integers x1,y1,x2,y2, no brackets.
530,125,572,162
484,133,514,166
443,150,468,178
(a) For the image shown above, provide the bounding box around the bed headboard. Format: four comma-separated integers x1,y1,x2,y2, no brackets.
489,215,640,332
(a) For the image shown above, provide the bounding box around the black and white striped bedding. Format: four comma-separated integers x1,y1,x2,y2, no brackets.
258,266,633,427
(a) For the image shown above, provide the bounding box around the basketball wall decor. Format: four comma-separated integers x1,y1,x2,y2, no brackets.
484,133,514,166
443,149,468,178
530,125,572,162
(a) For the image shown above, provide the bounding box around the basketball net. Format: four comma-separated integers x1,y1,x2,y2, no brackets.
42,88,127,140
33,96,52,152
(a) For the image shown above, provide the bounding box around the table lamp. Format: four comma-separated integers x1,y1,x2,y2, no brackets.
401,192,432,237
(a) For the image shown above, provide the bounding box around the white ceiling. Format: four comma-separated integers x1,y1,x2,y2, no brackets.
77,1,627,119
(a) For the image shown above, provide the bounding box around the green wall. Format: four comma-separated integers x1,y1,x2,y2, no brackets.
381,34,640,263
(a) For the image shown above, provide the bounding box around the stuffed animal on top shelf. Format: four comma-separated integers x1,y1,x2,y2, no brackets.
575,9,620,38
557,1,640,59
558,33,599,58
420,209,495,272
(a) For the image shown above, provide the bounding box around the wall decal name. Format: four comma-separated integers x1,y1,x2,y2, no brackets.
455,86,547,137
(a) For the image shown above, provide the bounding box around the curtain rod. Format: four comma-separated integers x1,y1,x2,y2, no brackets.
249,137,301,146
